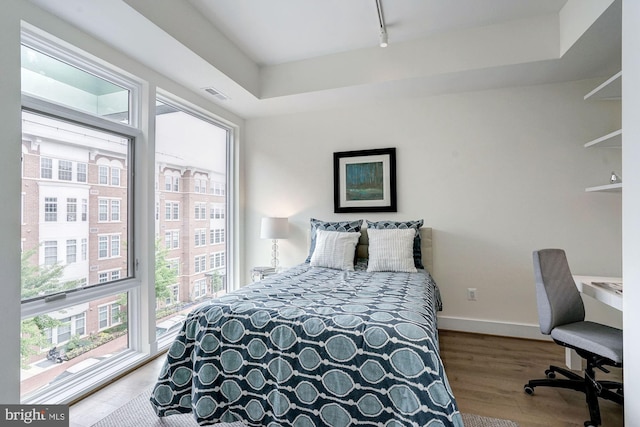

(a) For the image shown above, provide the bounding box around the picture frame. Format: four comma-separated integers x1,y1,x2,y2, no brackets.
333,147,397,213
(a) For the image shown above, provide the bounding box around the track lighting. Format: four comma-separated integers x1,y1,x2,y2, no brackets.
375,0,388,48
379,29,388,48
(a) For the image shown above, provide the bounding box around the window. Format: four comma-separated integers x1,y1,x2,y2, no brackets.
111,235,120,257
165,202,179,221
194,229,206,247
66,198,77,222
44,241,57,266
111,167,120,186
98,165,109,185
44,197,57,222
81,238,87,261
98,199,108,221
77,163,87,182
66,240,76,264
193,279,207,299
164,176,172,191
98,306,108,329
211,251,225,269
40,158,52,179
195,202,206,220
98,234,121,259
57,318,71,343
210,204,225,219
81,199,87,221
212,181,225,196
20,34,137,405
58,160,72,181
210,229,225,245
98,236,108,259
194,255,206,273
111,200,120,221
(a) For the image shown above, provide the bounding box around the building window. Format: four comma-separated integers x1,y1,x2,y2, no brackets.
98,236,108,259
98,165,109,185
75,312,86,336
66,239,76,264
98,272,108,283
111,167,120,186
98,306,108,329
77,163,87,182
58,160,72,181
81,199,87,221
164,176,172,191
66,198,77,222
81,238,87,261
111,270,120,281
44,197,57,222
210,228,225,245
194,255,206,273
194,229,206,247
165,202,179,221
44,241,57,266
98,199,108,221
40,157,52,179
193,279,207,299
111,235,120,257
211,251,225,269
111,200,120,222
195,202,206,220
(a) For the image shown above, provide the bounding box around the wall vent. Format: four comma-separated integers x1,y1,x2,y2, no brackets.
203,87,229,101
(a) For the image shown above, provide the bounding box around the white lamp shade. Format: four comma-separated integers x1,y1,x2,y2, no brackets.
260,217,289,239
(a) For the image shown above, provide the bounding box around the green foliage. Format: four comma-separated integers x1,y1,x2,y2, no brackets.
20,248,76,299
20,315,59,368
209,270,223,293
155,238,178,303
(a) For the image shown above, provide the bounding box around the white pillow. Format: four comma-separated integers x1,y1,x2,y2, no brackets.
367,228,418,273
310,229,361,271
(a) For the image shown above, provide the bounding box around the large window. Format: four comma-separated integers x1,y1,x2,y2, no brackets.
154,98,230,334
20,33,137,404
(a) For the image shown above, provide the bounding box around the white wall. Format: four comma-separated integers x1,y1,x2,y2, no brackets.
244,79,623,336
622,0,640,423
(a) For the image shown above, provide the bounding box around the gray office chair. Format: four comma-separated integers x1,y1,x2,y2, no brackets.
524,249,623,427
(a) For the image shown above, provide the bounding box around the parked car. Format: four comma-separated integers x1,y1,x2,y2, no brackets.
156,314,187,338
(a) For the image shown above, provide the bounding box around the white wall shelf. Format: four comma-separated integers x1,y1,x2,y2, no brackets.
584,129,622,148
584,71,622,101
585,183,622,193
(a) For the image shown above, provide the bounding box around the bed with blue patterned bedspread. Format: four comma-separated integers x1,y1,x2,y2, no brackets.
149,262,462,426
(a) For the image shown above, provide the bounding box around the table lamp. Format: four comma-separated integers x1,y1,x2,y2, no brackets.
260,217,289,269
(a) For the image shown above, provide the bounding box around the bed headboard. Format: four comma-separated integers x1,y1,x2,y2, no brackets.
356,227,433,274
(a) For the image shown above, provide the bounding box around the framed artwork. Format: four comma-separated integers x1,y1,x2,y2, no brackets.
333,147,397,213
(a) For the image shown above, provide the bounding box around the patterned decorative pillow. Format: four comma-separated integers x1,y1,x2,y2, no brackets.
306,218,364,263
366,219,424,269
366,228,418,273
310,230,361,271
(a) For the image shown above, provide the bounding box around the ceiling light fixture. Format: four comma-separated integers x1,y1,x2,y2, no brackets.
375,0,388,47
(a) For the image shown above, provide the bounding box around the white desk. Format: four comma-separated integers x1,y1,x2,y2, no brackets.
564,275,622,369
573,275,623,311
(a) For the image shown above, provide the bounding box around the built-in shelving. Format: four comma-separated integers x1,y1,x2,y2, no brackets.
585,183,622,193
584,72,622,193
584,71,621,101
584,129,622,148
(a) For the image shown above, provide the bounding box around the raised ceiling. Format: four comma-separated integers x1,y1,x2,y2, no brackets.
28,0,621,118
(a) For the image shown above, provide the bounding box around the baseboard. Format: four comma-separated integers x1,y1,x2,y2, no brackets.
437,315,552,341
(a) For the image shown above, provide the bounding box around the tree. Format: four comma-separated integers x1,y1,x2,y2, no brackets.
20,248,70,299
155,238,177,304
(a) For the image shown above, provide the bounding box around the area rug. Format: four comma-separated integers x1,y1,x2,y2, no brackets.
91,388,519,427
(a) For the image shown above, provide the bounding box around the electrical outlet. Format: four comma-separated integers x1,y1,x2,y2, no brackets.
467,288,477,301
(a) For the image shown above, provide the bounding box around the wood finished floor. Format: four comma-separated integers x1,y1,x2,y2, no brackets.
69,330,624,427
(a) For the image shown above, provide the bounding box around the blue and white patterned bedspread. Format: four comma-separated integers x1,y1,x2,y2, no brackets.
150,263,462,426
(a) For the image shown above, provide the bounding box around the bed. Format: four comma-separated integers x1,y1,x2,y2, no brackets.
150,220,462,426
